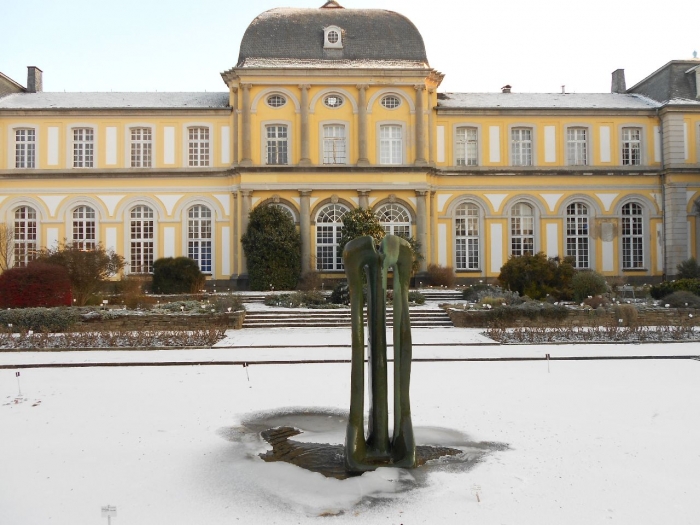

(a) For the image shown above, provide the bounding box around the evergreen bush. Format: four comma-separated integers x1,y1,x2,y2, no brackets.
241,205,301,291
571,270,609,301
0,307,79,332
662,290,700,308
152,257,206,294
498,253,575,300
650,278,700,299
676,257,700,279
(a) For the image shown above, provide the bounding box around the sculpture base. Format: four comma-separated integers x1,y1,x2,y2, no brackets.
260,426,462,480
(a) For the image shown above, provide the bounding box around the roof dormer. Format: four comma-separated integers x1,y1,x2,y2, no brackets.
324,25,343,49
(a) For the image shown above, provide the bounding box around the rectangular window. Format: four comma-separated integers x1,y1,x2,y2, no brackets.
266,125,288,165
15,129,36,168
130,128,152,168
622,128,641,166
188,127,210,167
130,206,154,273
511,128,532,166
323,125,346,164
566,128,587,166
73,128,94,168
379,125,402,165
456,127,478,166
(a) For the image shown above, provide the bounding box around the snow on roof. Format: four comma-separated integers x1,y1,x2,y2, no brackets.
0,92,230,110
437,92,661,110
665,97,700,106
238,58,429,69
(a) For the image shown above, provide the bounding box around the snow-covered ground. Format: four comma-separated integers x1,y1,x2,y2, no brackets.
1,339,699,524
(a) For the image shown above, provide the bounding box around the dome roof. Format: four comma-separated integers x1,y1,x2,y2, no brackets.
236,4,428,68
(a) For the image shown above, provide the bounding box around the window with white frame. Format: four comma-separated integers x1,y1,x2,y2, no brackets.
72,205,96,250
456,127,478,166
130,205,154,273
316,204,348,271
566,128,588,166
379,125,402,165
566,202,589,268
322,125,346,164
455,202,480,270
130,128,152,168
188,205,212,273
622,202,644,269
376,203,411,238
266,125,288,165
621,127,642,166
188,127,210,167
15,129,36,168
511,202,534,256
13,206,37,267
73,128,94,168
511,128,533,166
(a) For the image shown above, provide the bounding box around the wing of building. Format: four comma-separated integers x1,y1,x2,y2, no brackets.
1,1,699,286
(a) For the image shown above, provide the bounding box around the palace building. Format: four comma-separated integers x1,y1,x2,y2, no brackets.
1,1,699,287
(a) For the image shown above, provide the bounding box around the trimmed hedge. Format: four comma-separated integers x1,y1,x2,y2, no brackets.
649,279,700,299
0,263,72,308
0,307,79,332
152,257,206,294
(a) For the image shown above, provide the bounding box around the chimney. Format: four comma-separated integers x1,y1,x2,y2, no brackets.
611,69,626,93
501,84,511,94
27,66,43,93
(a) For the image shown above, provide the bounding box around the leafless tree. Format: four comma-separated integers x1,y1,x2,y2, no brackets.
0,223,14,271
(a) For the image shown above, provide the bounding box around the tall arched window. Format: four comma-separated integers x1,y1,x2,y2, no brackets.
72,206,96,250
375,203,411,237
455,203,480,270
188,205,212,273
316,204,349,271
566,202,589,268
13,206,37,267
622,202,644,269
130,205,154,273
511,203,534,256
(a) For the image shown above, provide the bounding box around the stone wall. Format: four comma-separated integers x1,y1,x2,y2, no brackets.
74,311,245,332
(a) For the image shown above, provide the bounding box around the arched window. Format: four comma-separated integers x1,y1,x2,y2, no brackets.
511,203,534,256
72,206,96,250
455,203,480,270
316,204,349,271
621,202,644,269
13,206,37,267
566,202,589,268
271,203,295,222
130,205,154,273
375,203,411,238
188,205,212,273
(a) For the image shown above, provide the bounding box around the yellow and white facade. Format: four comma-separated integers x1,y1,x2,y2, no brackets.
1,2,699,286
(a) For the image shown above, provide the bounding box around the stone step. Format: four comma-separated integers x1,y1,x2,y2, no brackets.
242,307,453,328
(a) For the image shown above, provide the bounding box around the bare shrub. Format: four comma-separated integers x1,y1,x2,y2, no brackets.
427,264,456,288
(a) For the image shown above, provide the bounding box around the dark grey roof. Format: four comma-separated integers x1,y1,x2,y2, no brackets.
437,93,660,110
0,92,230,109
628,60,700,103
237,7,428,68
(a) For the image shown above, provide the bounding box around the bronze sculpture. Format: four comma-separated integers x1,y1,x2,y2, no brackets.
343,234,415,472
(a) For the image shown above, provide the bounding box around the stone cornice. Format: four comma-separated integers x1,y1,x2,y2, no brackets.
0,108,232,118
0,168,238,179
435,107,658,118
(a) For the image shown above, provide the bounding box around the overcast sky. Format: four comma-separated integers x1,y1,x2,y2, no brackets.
1,0,697,94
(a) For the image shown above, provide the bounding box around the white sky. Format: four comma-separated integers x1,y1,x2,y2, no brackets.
1,0,697,94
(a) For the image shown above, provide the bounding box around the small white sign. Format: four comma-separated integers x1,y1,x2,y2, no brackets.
101,505,117,518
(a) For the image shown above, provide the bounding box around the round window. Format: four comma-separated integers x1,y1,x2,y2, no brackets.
323,95,343,108
328,30,339,44
380,95,401,109
267,94,286,108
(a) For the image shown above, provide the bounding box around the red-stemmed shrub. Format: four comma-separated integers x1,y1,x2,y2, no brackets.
0,262,72,308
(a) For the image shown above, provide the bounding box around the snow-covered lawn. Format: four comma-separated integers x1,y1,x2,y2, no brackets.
1,344,699,524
